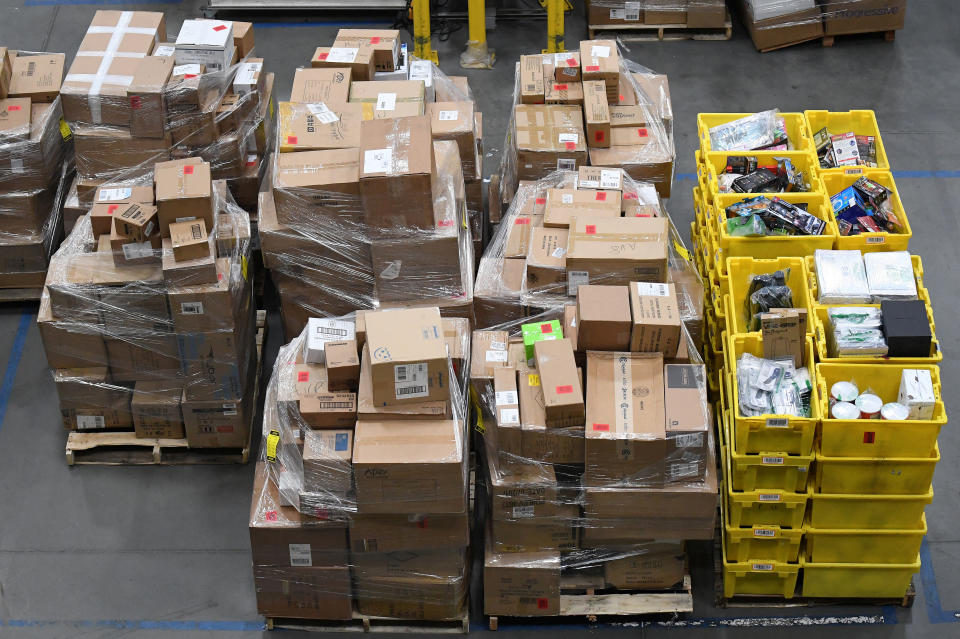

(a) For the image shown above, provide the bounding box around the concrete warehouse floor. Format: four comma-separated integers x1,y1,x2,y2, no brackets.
0,1,956,638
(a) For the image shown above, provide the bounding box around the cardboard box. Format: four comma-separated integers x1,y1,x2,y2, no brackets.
38,291,108,369
545,80,584,105
490,507,580,552
326,340,360,390
354,574,465,621
645,0,688,24
289,67,351,105
312,46,375,82
552,51,581,81
154,159,213,237
0,97,31,143
604,546,686,589
161,236,217,288
514,105,588,180
302,429,354,495
131,381,184,439
72,125,172,179
488,462,564,521
233,58,264,96
352,419,465,514
349,512,469,552
231,21,255,57
277,101,362,153
0,48,11,98
175,19,235,72
534,339,584,428
629,281,681,357
166,257,237,331
822,0,905,35
741,2,823,51
664,363,710,481
588,141,674,199
526,227,568,290
273,148,362,228
352,548,466,580
585,351,666,486
276,361,329,418
474,257,526,329
106,335,180,382
128,55,173,138
114,202,159,242
349,80,424,120
364,307,448,405
56,367,133,430
168,219,211,262
577,285,631,351
334,29,401,72
519,54,545,104
761,309,804,367
484,534,561,616
9,53,63,104
215,91,257,136
253,565,353,620
357,345,450,421
427,101,477,177
544,188,620,229
492,364,521,434
587,0,643,25
359,115,434,231
579,40,619,98
181,376,254,448
583,80,611,147
686,0,727,28
469,330,509,397
304,318,355,365
299,392,357,429
567,216,669,285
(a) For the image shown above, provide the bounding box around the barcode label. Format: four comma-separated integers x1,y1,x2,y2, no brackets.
307,102,339,124
669,462,699,479
10,159,23,173
315,325,348,337
154,45,175,57
495,391,518,406
438,110,459,121
512,506,535,518
376,92,396,111
752,563,774,572
766,418,789,428
567,271,589,296
486,350,508,363
289,543,312,566
222,403,238,416
499,408,520,425
98,188,132,202
364,147,392,174
181,302,204,315
122,241,153,260
77,415,105,430
561,193,574,204
490,341,507,351
395,363,429,399
758,493,781,502
327,47,358,63
558,133,579,144
173,63,202,76
753,528,777,538
557,158,576,171
866,236,886,244
673,432,704,448
762,456,785,465
397,385,427,397
315,401,354,409
635,282,669,297
600,169,621,189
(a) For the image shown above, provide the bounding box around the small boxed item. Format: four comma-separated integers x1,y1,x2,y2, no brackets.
10,53,64,103
577,165,623,190
583,80,611,147
545,80,583,105
154,158,214,236
333,29,400,72
629,282,681,357
544,188,620,228
325,340,360,390
521,319,562,366
520,54,545,104
169,219,211,262
233,58,264,95
576,284,631,351
579,40,618,98
553,51,581,81
114,203,159,242
175,19,235,72
304,317,356,365
664,363,710,475
898,369,935,421
302,429,354,495
128,56,174,139
567,216,669,285
289,67,352,105
533,338,584,428
526,227,568,289
312,46,375,82
349,80,424,120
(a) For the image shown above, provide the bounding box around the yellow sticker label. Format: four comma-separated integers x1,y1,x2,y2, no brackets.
265,429,280,462
470,387,485,434
673,239,691,262
528,373,540,387
241,255,249,281
59,118,72,141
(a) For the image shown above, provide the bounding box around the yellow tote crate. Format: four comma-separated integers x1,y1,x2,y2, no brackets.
803,110,890,172
698,112,815,155
711,193,837,277
800,556,920,599
723,488,803,562
804,515,926,564
815,445,939,495
701,151,821,199
719,368,814,456
722,545,800,599
819,169,911,252
805,253,932,308
812,304,942,365
724,444,810,529
808,488,932,530
724,410,812,492
816,363,946,458
723,257,814,337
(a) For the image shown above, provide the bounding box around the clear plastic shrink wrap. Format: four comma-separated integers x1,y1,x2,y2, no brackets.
252,307,472,621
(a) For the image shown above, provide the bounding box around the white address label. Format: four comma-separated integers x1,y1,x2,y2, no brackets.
486,350,508,363
395,362,429,400
495,391,518,406
567,270,589,296
364,148,392,174
307,102,339,124
499,408,520,425
98,188,132,202
327,47,358,63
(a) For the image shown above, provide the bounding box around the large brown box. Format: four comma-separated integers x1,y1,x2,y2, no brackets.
603,544,686,589
566,216,669,285
487,462,563,522
128,55,174,138
272,147,363,228
277,101,362,152
822,0,906,35
686,0,727,28
645,0,688,24
154,158,214,237
664,363,710,481
289,67,351,105
349,80,425,120
584,352,665,486
9,53,64,103
514,104,587,180
357,345,451,421
588,141,675,198
543,188,620,228
38,290,108,369
131,381,184,439
490,508,580,552
180,376,254,448
526,226,567,290
629,281,681,357
55,367,133,431
349,512,469,553
354,574,466,621
352,419,465,514
364,307,449,406
253,565,353,620
484,532,561,616
587,0,643,25
72,125,172,180
740,1,824,51
579,40,619,98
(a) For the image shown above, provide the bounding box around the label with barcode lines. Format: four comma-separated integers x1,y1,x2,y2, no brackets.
567,271,589,296
495,391,518,406
316,401,354,409
77,415,105,430
758,493,781,502
557,158,576,171
752,563,774,572
866,236,886,244
512,505,535,518
288,543,312,566
753,528,777,538
762,456,785,465
673,432,703,448
181,302,204,315
395,362,429,400
669,462,699,479
499,408,520,425
766,418,789,428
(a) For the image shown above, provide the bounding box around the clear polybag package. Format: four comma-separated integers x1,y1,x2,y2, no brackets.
708,109,779,152
814,249,871,304
736,352,810,418
863,251,919,302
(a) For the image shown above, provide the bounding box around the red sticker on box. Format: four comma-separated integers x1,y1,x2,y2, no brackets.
8,105,21,111
585,224,596,234
129,96,141,110
515,217,530,225
184,74,198,79
637,127,648,137
317,52,329,60
265,510,279,521
592,423,609,431
596,192,606,201
624,192,637,200
535,197,546,205
565,141,575,150
416,518,429,529
246,159,257,167
287,135,298,144
537,598,549,610
216,425,234,433
554,84,568,90
370,37,381,44
567,57,578,67
298,371,309,382
863,431,876,444
218,272,224,281
618,94,625,102
585,65,600,72
595,131,605,142
108,205,118,214
556,385,573,394
183,166,194,174
541,323,553,333
213,24,228,31
437,219,454,227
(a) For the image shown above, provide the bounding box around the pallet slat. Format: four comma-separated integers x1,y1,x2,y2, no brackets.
589,17,732,42
267,609,469,634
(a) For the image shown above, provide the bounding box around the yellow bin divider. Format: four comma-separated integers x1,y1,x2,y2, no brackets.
819,169,911,252
804,514,926,565
697,112,815,155
816,362,946,458
803,110,890,172
800,556,920,599
815,444,939,495
812,303,942,365
722,256,814,337
807,487,932,530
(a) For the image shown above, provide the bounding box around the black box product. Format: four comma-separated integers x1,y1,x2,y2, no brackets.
881,300,932,359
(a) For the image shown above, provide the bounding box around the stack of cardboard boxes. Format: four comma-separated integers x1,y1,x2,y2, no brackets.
61,11,273,223
251,306,471,621
475,281,716,617
586,0,728,29
259,30,479,340
0,47,71,290
40,158,256,448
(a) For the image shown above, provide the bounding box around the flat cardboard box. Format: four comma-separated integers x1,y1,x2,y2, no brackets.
357,345,450,420
545,80,584,106
352,548,466,580
645,0,688,24
289,67,351,105
299,393,357,429
0,97,31,142
325,340,360,390
484,533,561,616
577,285,631,351
131,381,184,439
349,512,469,553
128,55,174,138
232,21,255,57
534,339,584,428
492,363,521,434
352,419,465,514
585,351,666,486
543,188,620,228
363,307,448,406
629,281,681,357
664,363,709,480
169,219,211,262
253,565,352,620
334,29,400,72
359,115,434,230
55,367,133,430
604,545,686,589
312,46,375,82
302,429,354,495
354,574,465,621
567,216,669,285
105,335,180,381
526,227,568,289
349,80,424,120
174,19,235,72
741,2,823,51
469,330,509,397
579,40,619,97
10,53,64,103
519,54,545,104
277,101,362,152
154,159,213,237
514,104,588,180
488,461,563,521
114,202,159,242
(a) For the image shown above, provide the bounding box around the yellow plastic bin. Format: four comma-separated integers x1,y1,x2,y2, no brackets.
819,169,911,252
804,515,926,564
701,151,821,199
698,112,814,154
815,446,939,495
806,253,931,307
723,543,800,599
800,556,919,599
816,363,946,458
803,110,890,172
724,447,810,529
812,303,942,365
719,369,815,456
808,488,932,530
723,257,814,337
724,486,803,563
725,415,813,492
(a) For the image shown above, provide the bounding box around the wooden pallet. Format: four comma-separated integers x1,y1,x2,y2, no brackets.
822,29,896,47
266,609,469,634
65,311,267,466
488,574,693,630
589,17,732,41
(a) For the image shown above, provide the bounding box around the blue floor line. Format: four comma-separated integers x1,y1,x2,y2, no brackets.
920,538,960,623
0,311,32,433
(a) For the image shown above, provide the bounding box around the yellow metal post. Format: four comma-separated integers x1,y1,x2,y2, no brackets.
542,0,566,53
460,0,495,68
412,0,439,64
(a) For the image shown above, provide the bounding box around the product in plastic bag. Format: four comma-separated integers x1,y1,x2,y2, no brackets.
864,251,918,302
814,249,870,304
708,110,779,152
